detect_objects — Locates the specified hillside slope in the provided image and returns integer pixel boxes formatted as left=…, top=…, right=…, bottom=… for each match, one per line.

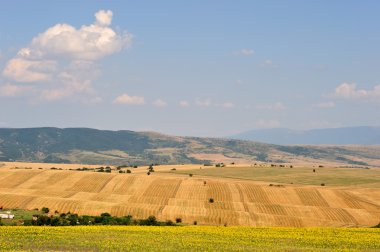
left=0, top=127, right=379, bottom=166
left=0, top=168, right=379, bottom=227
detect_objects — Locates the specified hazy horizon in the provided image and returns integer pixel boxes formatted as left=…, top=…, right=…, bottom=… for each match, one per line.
left=1, top=1, right=380, bottom=137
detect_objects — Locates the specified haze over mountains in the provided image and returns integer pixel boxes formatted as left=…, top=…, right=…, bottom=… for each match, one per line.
left=231, top=126, right=380, bottom=145
left=0, top=127, right=379, bottom=167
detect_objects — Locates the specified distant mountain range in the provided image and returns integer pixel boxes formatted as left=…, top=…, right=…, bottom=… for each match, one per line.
left=231, top=126, right=380, bottom=145
left=0, top=127, right=379, bottom=166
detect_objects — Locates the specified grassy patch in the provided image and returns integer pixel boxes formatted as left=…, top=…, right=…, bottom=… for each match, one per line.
left=0, top=209, right=42, bottom=225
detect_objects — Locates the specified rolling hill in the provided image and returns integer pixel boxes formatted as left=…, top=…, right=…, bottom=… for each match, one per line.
left=231, top=126, right=380, bottom=145
left=0, top=165, right=379, bottom=227
left=0, top=127, right=379, bottom=166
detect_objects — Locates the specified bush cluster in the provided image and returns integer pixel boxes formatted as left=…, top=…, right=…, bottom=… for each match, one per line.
left=24, top=212, right=177, bottom=227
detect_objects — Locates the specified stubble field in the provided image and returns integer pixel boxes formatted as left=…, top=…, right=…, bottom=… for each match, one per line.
left=0, top=162, right=379, bottom=227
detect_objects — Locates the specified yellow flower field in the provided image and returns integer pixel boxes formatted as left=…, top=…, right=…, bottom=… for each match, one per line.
left=0, top=226, right=379, bottom=251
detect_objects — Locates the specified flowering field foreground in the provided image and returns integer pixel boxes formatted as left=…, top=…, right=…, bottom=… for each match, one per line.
left=0, top=226, right=379, bottom=251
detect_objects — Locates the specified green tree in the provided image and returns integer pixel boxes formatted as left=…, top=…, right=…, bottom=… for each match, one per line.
left=41, top=207, right=50, bottom=213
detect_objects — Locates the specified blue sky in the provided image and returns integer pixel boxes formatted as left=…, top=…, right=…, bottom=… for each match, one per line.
left=0, top=1, right=379, bottom=137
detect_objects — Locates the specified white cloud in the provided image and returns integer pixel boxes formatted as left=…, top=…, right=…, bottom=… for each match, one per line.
left=3, top=58, right=56, bottom=82
left=195, top=98, right=211, bottom=107
left=235, top=48, right=254, bottom=56
left=255, top=119, right=280, bottom=129
left=255, top=102, right=286, bottom=110
left=0, top=84, right=33, bottom=97
left=331, top=83, right=380, bottom=100
left=179, top=100, right=189, bottom=107
left=152, top=99, right=167, bottom=108
left=113, top=93, right=145, bottom=105
left=1, top=10, right=132, bottom=103
left=95, top=10, right=113, bottom=26
left=312, top=101, right=335, bottom=109
left=222, top=102, right=235, bottom=108
left=19, top=10, right=132, bottom=61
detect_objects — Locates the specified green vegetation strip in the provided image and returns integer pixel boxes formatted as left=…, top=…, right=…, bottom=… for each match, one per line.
left=0, top=226, right=379, bottom=251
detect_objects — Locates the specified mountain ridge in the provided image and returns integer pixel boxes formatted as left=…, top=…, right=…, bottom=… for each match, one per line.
left=0, top=127, right=379, bottom=166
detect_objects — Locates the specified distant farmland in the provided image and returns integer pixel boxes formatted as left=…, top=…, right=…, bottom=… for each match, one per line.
left=0, top=162, right=379, bottom=227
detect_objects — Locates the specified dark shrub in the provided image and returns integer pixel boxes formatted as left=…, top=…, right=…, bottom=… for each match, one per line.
left=41, top=207, right=49, bottom=213
left=139, top=216, right=158, bottom=226
left=165, top=220, right=175, bottom=226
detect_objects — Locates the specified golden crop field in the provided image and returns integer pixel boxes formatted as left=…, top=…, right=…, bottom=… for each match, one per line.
left=0, top=162, right=379, bottom=227
left=0, top=226, right=379, bottom=251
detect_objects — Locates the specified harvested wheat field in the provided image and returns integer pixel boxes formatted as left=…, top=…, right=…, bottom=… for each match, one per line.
left=0, top=164, right=379, bottom=227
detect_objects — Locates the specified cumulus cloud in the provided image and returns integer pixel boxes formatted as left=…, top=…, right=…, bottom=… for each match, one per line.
left=152, top=99, right=167, bottom=108
left=312, top=101, right=335, bottom=109
left=95, top=10, right=113, bottom=26
left=0, top=10, right=132, bottom=103
left=255, top=102, right=286, bottom=110
left=16, top=10, right=132, bottom=61
left=331, top=83, right=380, bottom=100
left=235, top=48, right=254, bottom=56
left=3, top=58, right=56, bottom=82
left=179, top=100, right=189, bottom=107
left=113, top=93, right=145, bottom=105
left=255, top=119, right=280, bottom=129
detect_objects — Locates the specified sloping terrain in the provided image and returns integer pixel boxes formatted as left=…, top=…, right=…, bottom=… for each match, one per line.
left=0, top=127, right=379, bottom=166
left=0, top=166, right=379, bottom=227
